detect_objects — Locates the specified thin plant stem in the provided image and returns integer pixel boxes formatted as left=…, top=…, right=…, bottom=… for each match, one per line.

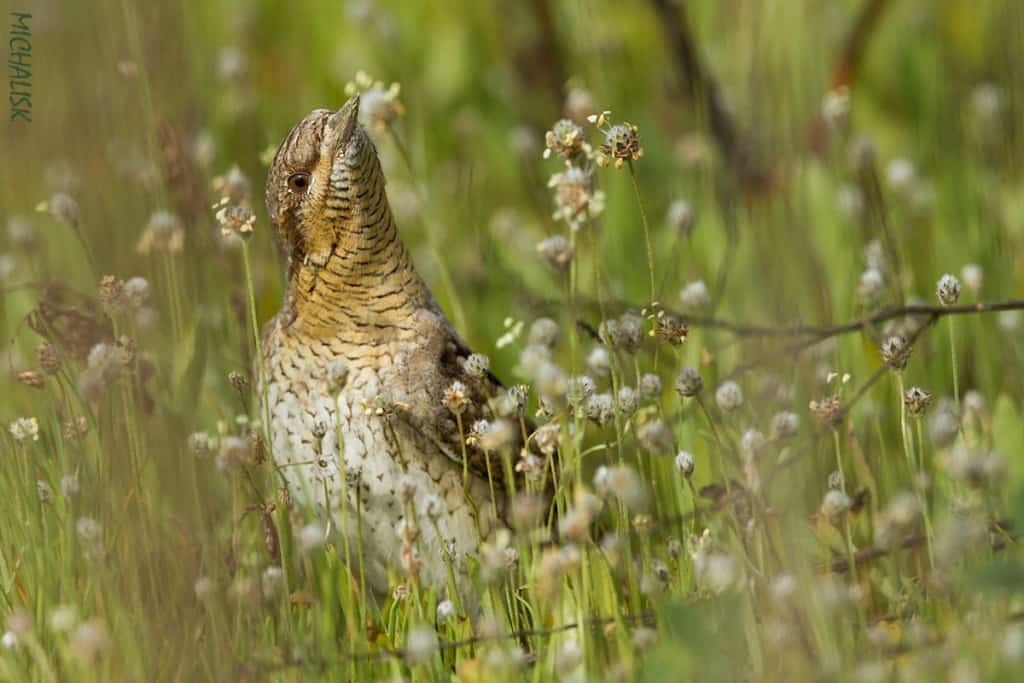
left=627, top=160, right=657, bottom=304
left=947, top=316, right=960, bottom=418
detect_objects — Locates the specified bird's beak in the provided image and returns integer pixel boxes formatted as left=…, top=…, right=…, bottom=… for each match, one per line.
left=325, top=95, right=361, bottom=157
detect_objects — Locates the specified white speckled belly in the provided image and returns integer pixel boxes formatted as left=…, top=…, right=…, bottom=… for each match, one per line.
left=264, top=331, right=500, bottom=599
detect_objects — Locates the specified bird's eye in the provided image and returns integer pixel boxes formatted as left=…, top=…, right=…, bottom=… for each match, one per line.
left=287, top=173, right=311, bottom=193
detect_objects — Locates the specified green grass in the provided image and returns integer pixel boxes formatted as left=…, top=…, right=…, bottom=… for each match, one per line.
left=3, top=0, right=1024, bottom=680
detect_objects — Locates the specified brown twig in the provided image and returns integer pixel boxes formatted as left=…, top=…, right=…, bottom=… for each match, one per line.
left=832, top=0, right=895, bottom=90
left=664, top=299, right=1024, bottom=340
left=648, top=0, right=771, bottom=193
left=829, top=521, right=1016, bottom=574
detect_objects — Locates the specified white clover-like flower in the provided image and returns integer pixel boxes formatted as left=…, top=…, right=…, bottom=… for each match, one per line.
left=675, top=450, right=695, bottom=477
left=715, top=381, right=744, bottom=412
left=936, top=273, right=961, bottom=306
left=9, top=417, right=39, bottom=442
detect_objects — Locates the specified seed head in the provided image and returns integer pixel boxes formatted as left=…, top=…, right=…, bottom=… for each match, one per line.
left=217, top=435, right=250, bottom=470
left=655, top=314, right=688, bottom=346
left=436, top=599, right=455, bottom=625
left=98, top=275, right=127, bottom=315
left=679, top=280, right=711, bottom=310
left=359, top=83, right=405, bottom=132
left=961, top=263, right=983, bottom=294
left=585, top=392, right=615, bottom=426
left=137, top=210, right=185, bottom=254
left=881, top=335, right=911, bottom=371
left=809, top=396, right=842, bottom=425
left=821, top=489, right=851, bottom=521
left=442, top=381, right=470, bottom=415
left=549, top=165, right=604, bottom=229
left=326, top=359, right=349, bottom=393
left=298, top=523, right=325, bottom=554
left=527, top=317, right=560, bottom=348
left=586, top=345, right=610, bottom=376
left=566, top=375, right=595, bottom=407
left=227, top=371, right=249, bottom=395
left=189, top=431, right=216, bottom=458
left=858, top=268, right=885, bottom=305
left=600, top=313, right=644, bottom=353
left=123, top=277, right=150, bottom=309
left=770, top=411, right=799, bottom=438
left=212, top=165, right=252, bottom=205
left=36, top=192, right=80, bottom=227
left=675, top=366, right=704, bottom=397
left=639, top=373, right=662, bottom=400
left=401, top=626, right=438, bottom=663
left=903, top=387, right=933, bottom=417
left=885, top=158, right=916, bottom=193
left=715, top=381, right=744, bottom=412
left=9, top=417, right=40, bottom=442
left=637, top=419, right=673, bottom=454
left=675, top=450, right=695, bottom=477
left=603, top=464, right=649, bottom=512
left=532, top=423, right=561, bottom=456
left=935, top=273, right=961, bottom=306
left=536, top=234, right=574, bottom=271
left=617, top=386, right=638, bottom=417
left=463, top=353, right=490, bottom=379
left=543, top=118, right=585, bottom=160
left=741, top=429, right=766, bottom=459
left=564, top=87, right=595, bottom=122
left=665, top=198, right=696, bottom=235
left=928, top=400, right=959, bottom=448
left=60, top=474, right=80, bottom=499
left=597, top=123, right=643, bottom=169
left=69, top=619, right=112, bottom=662
left=215, top=204, right=255, bottom=239
left=76, top=516, right=103, bottom=545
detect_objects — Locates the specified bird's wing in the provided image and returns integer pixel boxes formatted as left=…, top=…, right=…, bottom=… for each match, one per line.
left=387, top=307, right=526, bottom=493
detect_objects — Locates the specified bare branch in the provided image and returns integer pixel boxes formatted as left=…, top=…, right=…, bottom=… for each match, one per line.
left=648, top=0, right=772, bottom=193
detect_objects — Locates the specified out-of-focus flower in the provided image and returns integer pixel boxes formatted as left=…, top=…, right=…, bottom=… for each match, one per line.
left=549, top=165, right=605, bottom=230
left=961, top=263, right=983, bottom=294
left=543, top=118, right=585, bottom=160
left=665, top=198, right=696, bottom=236
left=679, top=280, right=711, bottom=311
left=36, top=193, right=80, bottom=227
left=345, top=71, right=405, bottom=133
left=536, top=234, right=574, bottom=272
left=715, top=381, right=743, bottom=412
left=9, top=417, right=39, bottom=442
left=137, top=210, right=185, bottom=254
left=214, top=202, right=255, bottom=239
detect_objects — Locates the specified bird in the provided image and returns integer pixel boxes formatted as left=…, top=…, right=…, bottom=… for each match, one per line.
left=261, top=95, right=529, bottom=605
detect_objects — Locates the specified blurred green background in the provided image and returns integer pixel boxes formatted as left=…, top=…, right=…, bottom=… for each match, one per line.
left=3, top=0, right=1024, bottom=681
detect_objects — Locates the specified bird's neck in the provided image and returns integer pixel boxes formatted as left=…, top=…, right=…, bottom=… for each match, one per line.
left=281, top=195, right=431, bottom=341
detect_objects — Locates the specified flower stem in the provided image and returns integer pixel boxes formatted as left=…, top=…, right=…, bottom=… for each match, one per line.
left=627, top=160, right=656, bottom=304
left=947, top=316, right=960, bottom=418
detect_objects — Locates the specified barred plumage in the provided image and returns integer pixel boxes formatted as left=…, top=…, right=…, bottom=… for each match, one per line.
left=262, top=96, right=517, bottom=603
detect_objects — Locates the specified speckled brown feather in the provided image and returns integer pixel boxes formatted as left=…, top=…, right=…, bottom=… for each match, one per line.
left=260, top=97, right=523, bottom=600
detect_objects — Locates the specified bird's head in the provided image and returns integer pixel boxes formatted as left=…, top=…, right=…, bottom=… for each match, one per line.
left=265, top=95, right=382, bottom=268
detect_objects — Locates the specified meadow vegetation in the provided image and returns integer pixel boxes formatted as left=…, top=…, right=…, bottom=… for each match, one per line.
left=2, top=1, right=1024, bottom=681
